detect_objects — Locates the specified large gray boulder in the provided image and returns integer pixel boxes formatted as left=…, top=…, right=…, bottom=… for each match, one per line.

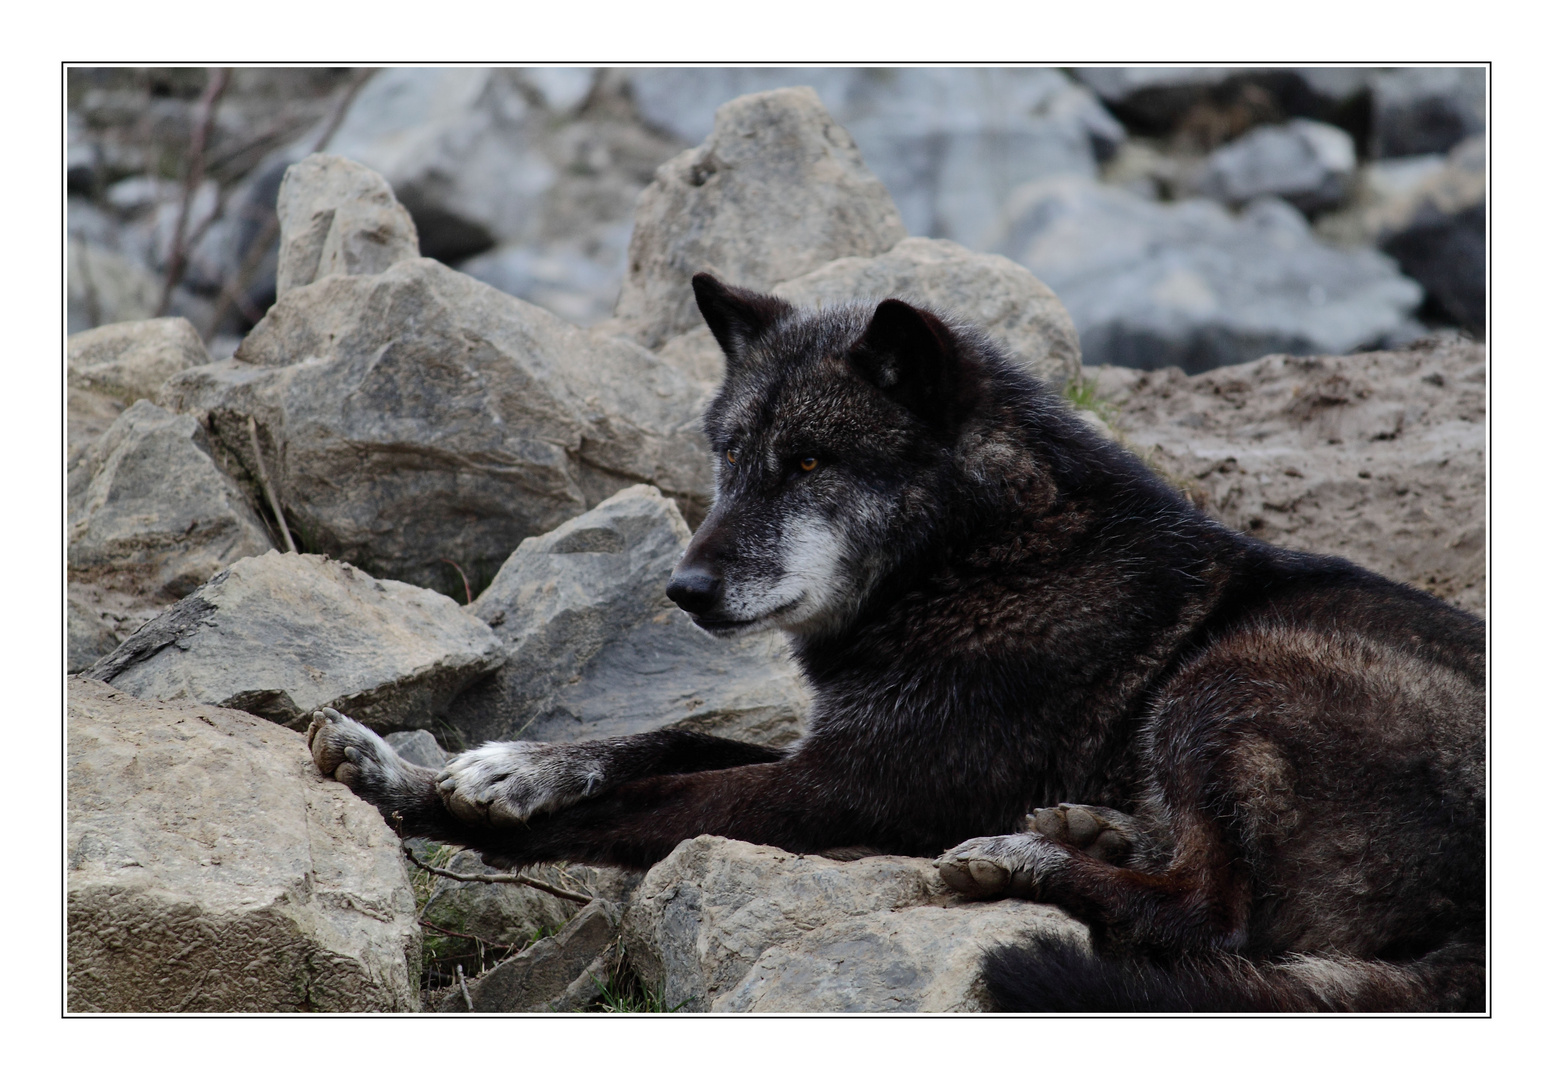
left=446, top=485, right=808, bottom=747
left=621, top=836, right=1091, bottom=1012
left=772, top=237, right=1082, bottom=389
left=1091, top=334, right=1485, bottom=616
left=610, top=87, right=907, bottom=350
left=87, top=550, right=503, bottom=732
left=1188, top=119, right=1356, bottom=215
left=995, top=175, right=1424, bottom=373
left=625, top=68, right=1121, bottom=249
left=68, top=400, right=274, bottom=602
left=159, top=257, right=711, bottom=593
left=1369, top=67, right=1485, bottom=158
left=67, top=678, right=421, bottom=1011
left=274, top=153, right=420, bottom=297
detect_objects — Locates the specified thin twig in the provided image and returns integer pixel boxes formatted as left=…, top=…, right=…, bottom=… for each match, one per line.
left=203, top=67, right=376, bottom=338
left=456, top=964, right=474, bottom=1011
left=157, top=67, right=230, bottom=316
left=419, top=920, right=512, bottom=954
left=247, top=415, right=297, bottom=553
left=440, top=558, right=473, bottom=605
left=401, top=842, right=596, bottom=905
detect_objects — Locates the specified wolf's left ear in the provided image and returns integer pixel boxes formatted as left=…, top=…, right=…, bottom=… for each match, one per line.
left=848, top=299, right=960, bottom=428
left=693, top=273, right=794, bottom=372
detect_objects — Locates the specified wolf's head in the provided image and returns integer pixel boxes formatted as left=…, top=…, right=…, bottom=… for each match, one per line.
left=666, top=273, right=1041, bottom=642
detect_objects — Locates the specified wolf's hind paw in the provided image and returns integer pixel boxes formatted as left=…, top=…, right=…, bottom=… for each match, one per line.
left=934, top=833, right=1067, bottom=900
left=1024, top=803, right=1141, bottom=865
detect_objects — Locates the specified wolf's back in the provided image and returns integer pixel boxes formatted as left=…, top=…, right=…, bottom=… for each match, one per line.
left=983, top=937, right=1485, bottom=1013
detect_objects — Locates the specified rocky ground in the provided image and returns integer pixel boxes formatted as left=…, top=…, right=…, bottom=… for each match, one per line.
left=66, top=72, right=1485, bottom=1012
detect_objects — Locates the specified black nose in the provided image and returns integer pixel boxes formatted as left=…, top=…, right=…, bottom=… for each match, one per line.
left=667, top=569, right=722, bottom=615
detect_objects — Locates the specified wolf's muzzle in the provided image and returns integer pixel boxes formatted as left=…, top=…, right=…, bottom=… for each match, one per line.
left=666, top=568, right=723, bottom=616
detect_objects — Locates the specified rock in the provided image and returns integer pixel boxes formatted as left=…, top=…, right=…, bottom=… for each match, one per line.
left=159, top=257, right=711, bottom=592
left=68, top=597, right=120, bottom=674
left=67, top=239, right=160, bottom=333
left=67, top=400, right=274, bottom=602
left=442, top=900, right=620, bottom=1012
left=68, top=385, right=128, bottom=469
left=446, top=485, right=808, bottom=747
left=274, top=153, right=420, bottom=298
left=1369, top=67, right=1485, bottom=158
left=1312, top=139, right=1484, bottom=334
left=610, top=87, right=907, bottom=350
left=422, top=850, right=638, bottom=972
left=621, top=836, right=1091, bottom=1012
left=626, top=68, right=1121, bottom=249
left=772, top=237, right=1082, bottom=388
left=68, top=316, right=212, bottom=405
left=86, top=550, right=504, bottom=732
left=67, top=677, right=420, bottom=1011
left=1376, top=138, right=1485, bottom=335
left=995, top=175, right=1424, bottom=373
left=384, top=729, right=449, bottom=769
left=322, top=69, right=555, bottom=262
left=458, top=227, right=632, bottom=328
left=1091, top=334, right=1484, bottom=615
left=1188, top=119, right=1356, bottom=215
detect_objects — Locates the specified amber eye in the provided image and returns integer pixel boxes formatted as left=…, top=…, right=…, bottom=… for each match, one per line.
left=726, top=449, right=737, bottom=465
left=799, top=456, right=818, bottom=472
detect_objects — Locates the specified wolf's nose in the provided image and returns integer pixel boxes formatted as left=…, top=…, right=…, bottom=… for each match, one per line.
left=667, top=569, right=723, bottom=615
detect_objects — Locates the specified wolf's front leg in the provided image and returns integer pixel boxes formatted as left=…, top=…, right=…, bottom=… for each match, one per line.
left=434, top=729, right=785, bottom=828
left=307, top=708, right=485, bottom=846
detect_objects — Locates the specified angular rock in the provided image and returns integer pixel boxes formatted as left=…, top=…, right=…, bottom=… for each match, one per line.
left=446, top=485, right=808, bottom=747
left=772, top=237, right=1082, bottom=388
left=87, top=550, right=503, bottom=732
left=68, top=316, right=213, bottom=404
left=996, top=175, right=1424, bottom=373
left=68, top=596, right=120, bottom=674
left=67, top=239, right=161, bottom=333
left=67, top=678, right=421, bottom=1011
left=1090, top=334, right=1484, bottom=615
left=421, top=849, right=638, bottom=966
left=441, top=901, right=619, bottom=1012
left=621, top=836, right=1091, bottom=1012
left=159, top=257, right=711, bottom=592
left=385, top=729, right=449, bottom=769
left=68, top=400, right=274, bottom=601
left=1369, top=67, right=1485, bottom=158
left=322, top=68, right=555, bottom=262
left=626, top=68, right=1121, bottom=248
left=1188, top=119, right=1355, bottom=215
left=611, top=87, right=907, bottom=350
left=1376, top=138, right=1485, bottom=335
left=274, top=153, right=420, bottom=298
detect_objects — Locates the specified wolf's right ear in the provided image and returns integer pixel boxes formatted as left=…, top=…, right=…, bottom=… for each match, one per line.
left=693, top=273, right=793, bottom=371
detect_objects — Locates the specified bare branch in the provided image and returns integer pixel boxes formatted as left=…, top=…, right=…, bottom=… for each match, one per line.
left=247, top=415, right=297, bottom=553
left=157, top=67, right=230, bottom=317
left=402, top=842, right=596, bottom=905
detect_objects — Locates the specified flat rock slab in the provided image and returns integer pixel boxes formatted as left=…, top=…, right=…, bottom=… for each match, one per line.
left=1092, top=335, right=1484, bottom=615
left=441, top=900, right=620, bottom=1012
left=88, top=550, right=503, bottom=732
left=621, top=835, right=1091, bottom=1013
left=67, top=678, right=421, bottom=1011
left=447, top=485, right=809, bottom=747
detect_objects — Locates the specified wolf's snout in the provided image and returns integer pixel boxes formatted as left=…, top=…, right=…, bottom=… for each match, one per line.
left=667, top=568, right=723, bottom=615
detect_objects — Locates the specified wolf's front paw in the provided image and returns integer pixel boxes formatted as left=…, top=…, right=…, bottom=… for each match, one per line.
left=435, top=742, right=606, bottom=827
left=306, top=707, right=410, bottom=794
left=1024, top=803, right=1142, bottom=865
left=934, top=833, right=1069, bottom=900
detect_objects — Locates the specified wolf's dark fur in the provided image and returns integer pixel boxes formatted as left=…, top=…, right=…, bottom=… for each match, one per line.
left=309, top=275, right=1484, bottom=1011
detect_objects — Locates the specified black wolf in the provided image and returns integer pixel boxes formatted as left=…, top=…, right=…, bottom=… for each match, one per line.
left=308, top=274, right=1484, bottom=1011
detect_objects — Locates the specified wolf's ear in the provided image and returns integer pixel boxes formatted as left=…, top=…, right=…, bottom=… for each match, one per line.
left=848, top=299, right=960, bottom=428
left=693, top=273, right=793, bottom=370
